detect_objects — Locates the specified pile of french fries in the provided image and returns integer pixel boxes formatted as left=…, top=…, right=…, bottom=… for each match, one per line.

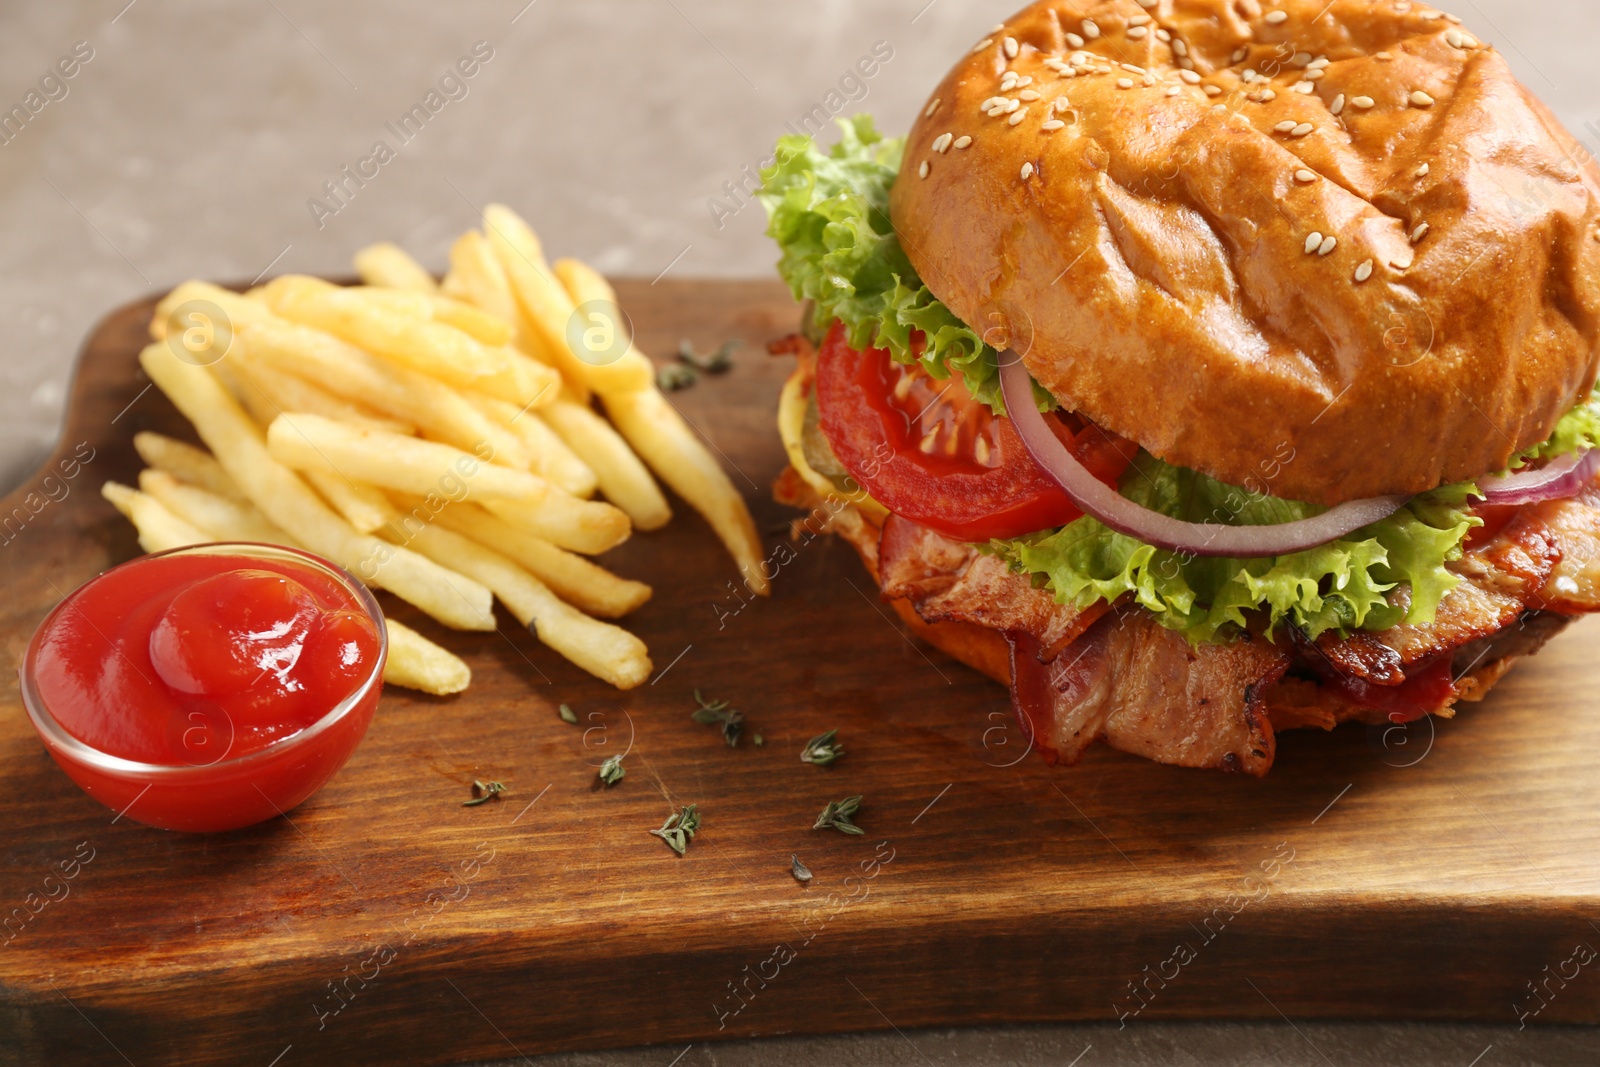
left=102, top=204, right=766, bottom=695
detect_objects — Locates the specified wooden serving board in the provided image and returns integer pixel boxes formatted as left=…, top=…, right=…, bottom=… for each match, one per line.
left=2, top=281, right=1599, bottom=1066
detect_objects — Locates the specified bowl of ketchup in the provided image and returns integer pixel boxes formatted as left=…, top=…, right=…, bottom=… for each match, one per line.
left=19, top=543, right=387, bottom=832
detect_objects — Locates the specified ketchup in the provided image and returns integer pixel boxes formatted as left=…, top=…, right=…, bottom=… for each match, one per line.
left=21, top=546, right=385, bottom=832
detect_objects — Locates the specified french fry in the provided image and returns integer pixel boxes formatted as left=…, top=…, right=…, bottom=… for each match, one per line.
left=301, top=469, right=392, bottom=535
left=483, top=203, right=654, bottom=397
left=265, top=413, right=631, bottom=555
left=342, top=280, right=513, bottom=348
left=465, top=393, right=598, bottom=498
left=604, top=387, right=769, bottom=595
left=400, top=496, right=652, bottom=618
left=150, top=280, right=279, bottom=346
left=553, top=257, right=663, bottom=393
left=442, top=230, right=518, bottom=327
left=133, top=432, right=246, bottom=501
left=382, top=518, right=651, bottom=689
left=139, top=343, right=496, bottom=632
left=101, top=482, right=210, bottom=554
left=353, top=242, right=437, bottom=293
left=383, top=618, right=472, bottom=695
left=419, top=294, right=512, bottom=348
left=236, top=320, right=534, bottom=470
left=261, top=276, right=558, bottom=408
left=231, top=358, right=416, bottom=436
left=138, top=469, right=296, bottom=544
left=540, top=398, right=671, bottom=530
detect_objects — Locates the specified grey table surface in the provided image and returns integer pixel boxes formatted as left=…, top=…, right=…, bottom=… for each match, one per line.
left=3, top=1, right=1599, bottom=1064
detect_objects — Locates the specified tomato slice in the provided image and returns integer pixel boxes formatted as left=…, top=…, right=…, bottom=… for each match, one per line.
left=814, top=321, right=1132, bottom=542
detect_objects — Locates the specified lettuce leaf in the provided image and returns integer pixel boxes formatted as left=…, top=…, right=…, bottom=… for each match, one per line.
left=757, top=115, right=1010, bottom=411
left=988, top=456, right=1480, bottom=644
left=1528, top=384, right=1600, bottom=460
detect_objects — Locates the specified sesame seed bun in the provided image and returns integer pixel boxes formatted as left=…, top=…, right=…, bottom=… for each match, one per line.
left=890, top=0, right=1600, bottom=505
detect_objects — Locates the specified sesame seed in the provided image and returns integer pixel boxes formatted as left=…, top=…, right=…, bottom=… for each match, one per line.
left=1128, top=25, right=1149, bottom=39
left=1017, top=75, right=1033, bottom=87
left=1066, top=32, right=1085, bottom=48
left=1138, top=0, right=1158, bottom=7
left=1204, top=84, right=1223, bottom=97
left=1083, top=19, right=1100, bottom=39
left=1054, top=96, right=1071, bottom=112
left=1275, top=120, right=1299, bottom=133
left=1005, top=99, right=1021, bottom=113
left=1021, top=162, right=1035, bottom=180
left=1308, top=57, right=1330, bottom=70
left=1318, top=235, right=1338, bottom=256
left=1376, top=51, right=1393, bottom=61
left=1265, top=10, right=1289, bottom=24
left=1445, top=13, right=1462, bottom=23
left=1129, top=13, right=1152, bottom=26
left=1232, top=47, right=1248, bottom=63
left=1002, top=72, right=1019, bottom=89
left=1258, top=89, right=1277, bottom=102
left=1411, top=222, right=1430, bottom=243
left=1181, top=69, right=1201, bottom=84
left=980, top=96, right=1008, bottom=110
left=933, top=132, right=954, bottom=152
left=1291, top=52, right=1313, bottom=68
left=1295, top=169, right=1317, bottom=183
left=1179, top=56, right=1196, bottom=70
left=1020, top=89, right=1041, bottom=101
left=1009, top=108, right=1030, bottom=125
left=1042, top=119, right=1066, bottom=130
left=1242, top=69, right=1258, bottom=83
left=1156, top=28, right=1171, bottom=42
left=954, top=135, right=973, bottom=148
left=1416, top=163, right=1430, bottom=177
left=972, top=38, right=994, bottom=54
left=1305, top=69, right=1326, bottom=80
left=919, top=160, right=930, bottom=179
left=1352, top=96, right=1376, bottom=109
left=925, top=98, right=942, bottom=118
left=1174, top=40, right=1190, bottom=57
left=1305, top=232, right=1325, bottom=254
left=1004, top=36, right=1020, bottom=59
left=1122, top=63, right=1146, bottom=73
left=1292, top=122, right=1315, bottom=137
left=1423, top=9, right=1443, bottom=18
left=1410, top=90, right=1435, bottom=107
left=1355, top=259, right=1374, bottom=282
left=1166, top=86, right=1181, bottom=96
left=1332, top=93, right=1347, bottom=115
left=1117, top=77, right=1134, bottom=89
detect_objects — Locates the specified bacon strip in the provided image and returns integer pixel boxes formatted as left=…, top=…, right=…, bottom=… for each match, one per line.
left=872, top=482, right=1600, bottom=774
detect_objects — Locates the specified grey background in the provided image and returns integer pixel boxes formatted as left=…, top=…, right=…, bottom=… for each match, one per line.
left=2, top=1, right=1598, bottom=1064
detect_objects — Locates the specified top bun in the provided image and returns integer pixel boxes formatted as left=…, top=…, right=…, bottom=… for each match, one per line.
left=891, top=0, right=1600, bottom=505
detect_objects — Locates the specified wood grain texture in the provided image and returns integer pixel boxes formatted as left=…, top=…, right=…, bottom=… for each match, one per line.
left=0, top=281, right=1597, bottom=1067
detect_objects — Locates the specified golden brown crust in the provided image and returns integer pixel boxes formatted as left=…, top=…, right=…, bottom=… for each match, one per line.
left=891, top=0, right=1600, bottom=504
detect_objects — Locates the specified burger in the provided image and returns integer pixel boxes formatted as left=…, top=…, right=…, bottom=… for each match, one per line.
left=758, top=0, right=1600, bottom=775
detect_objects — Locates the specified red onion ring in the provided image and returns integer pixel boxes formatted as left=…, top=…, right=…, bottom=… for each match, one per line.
left=1474, top=449, right=1600, bottom=505
left=998, top=353, right=1409, bottom=558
